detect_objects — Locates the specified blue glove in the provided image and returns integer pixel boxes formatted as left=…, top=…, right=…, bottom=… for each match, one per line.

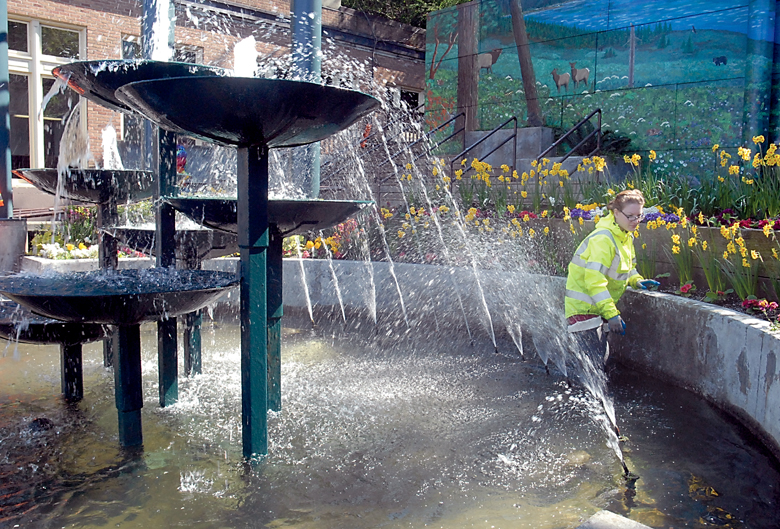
left=638, top=279, right=660, bottom=290
left=608, top=315, right=626, bottom=335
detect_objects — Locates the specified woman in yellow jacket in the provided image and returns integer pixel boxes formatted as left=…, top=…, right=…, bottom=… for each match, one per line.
left=564, top=189, right=658, bottom=364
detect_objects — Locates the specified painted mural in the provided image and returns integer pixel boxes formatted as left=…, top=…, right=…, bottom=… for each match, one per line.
left=425, top=0, right=775, bottom=178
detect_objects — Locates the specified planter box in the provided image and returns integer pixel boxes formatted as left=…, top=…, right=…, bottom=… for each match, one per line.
left=20, top=255, right=155, bottom=273
left=524, top=218, right=780, bottom=298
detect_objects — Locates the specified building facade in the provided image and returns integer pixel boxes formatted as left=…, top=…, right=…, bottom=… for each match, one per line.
left=8, top=0, right=425, bottom=171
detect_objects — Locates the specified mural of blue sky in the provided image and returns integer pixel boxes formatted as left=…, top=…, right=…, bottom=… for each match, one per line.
left=525, top=0, right=752, bottom=36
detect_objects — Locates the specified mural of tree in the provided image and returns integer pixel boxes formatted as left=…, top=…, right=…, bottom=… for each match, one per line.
left=429, top=20, right=457, bottom=79
left=509, top=0, right=543, bottom=126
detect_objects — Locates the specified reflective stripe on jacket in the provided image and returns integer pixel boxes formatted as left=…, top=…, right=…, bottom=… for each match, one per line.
left=564, top=212, right=643, bottom=320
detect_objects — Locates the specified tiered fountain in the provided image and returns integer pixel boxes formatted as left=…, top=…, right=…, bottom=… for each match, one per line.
left=0, top=59, right=378, bottom=457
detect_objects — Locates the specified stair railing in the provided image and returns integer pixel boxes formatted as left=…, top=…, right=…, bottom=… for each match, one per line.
left=448, top=116, right=518, bottom=186
left=536, top=108, right=601, bottom=163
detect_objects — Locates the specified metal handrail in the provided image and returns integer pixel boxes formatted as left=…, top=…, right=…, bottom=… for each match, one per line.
left=319, top=102, right=426, bottom=181
left=449, top=116, right=518, bottom=183
left=537, top=108, right=602, bottom=163
left=377, top=112, right=465, bottom=183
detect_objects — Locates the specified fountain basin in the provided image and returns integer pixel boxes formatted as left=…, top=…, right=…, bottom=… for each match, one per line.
left=13, top=168, right=154, bottom=205
left=106, top=226, right=238, bottom=261
left=0, top=269, right=237, bottom=325
left=0, top=300, right=107, bottom=345
left=167, top=197, right=372, bottom=236
left=53, top=60, right=228, bottom=114
left=116, top=77, right=380, bottom=147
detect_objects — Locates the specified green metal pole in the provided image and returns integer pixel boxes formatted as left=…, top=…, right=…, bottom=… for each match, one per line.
left=156, top=129, right=178, bottom=407
left=97, top=200, right=119, bottom=368
left=184, top=310, right=202, bottom=375
left=238, top=145, right=269, bottom=458
left=291, top=0, right=322, bottom=198
left=115, top=324, right=144, bottom=447
left=60, top=343, right=83, bottom=402
left=743, top=0, right=775, bottom=143
left=267, top=225, right=283, bottom=412
left=0, top=0, right=11, bottom=219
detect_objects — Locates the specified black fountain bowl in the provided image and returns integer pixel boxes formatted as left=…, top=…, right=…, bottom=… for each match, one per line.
left=53, top=59, right=229, bottom=114
left=0, top=269, right=239, bottom=325
left=116, top=77, right=380, bottom=148
left=0, top=300, right=107, bottom=345
left=106, top=226, right=238, bottom=262
left=13, top=168, right=155, bottom=205
left=166, top=197, right=373, bottom=236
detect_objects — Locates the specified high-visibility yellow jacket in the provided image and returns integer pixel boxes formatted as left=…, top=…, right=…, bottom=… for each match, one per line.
left=565, top=212, right=643, bottom=320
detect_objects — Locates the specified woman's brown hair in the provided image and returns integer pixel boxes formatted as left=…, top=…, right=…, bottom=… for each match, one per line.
left=606, top=189, right=645, bottom=213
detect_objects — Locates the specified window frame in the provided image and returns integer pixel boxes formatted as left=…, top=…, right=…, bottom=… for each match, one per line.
left=9, top=18, right=86, bottom=169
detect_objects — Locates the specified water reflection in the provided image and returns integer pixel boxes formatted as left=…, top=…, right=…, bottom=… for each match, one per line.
left=0, top=323, right=778, bottom=528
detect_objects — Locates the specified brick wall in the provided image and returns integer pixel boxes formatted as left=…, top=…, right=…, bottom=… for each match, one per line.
left=9, top=0, right=423, bottom=167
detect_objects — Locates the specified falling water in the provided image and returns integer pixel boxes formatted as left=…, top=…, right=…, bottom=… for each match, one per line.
left=358, top=235, right=377, bottom=325
left=101, top=124, right=125, bottom=170
left=294, top=244, right=315, bottom=324
left=319, top=230, right=347, bottom=323
left=232, top=36, right=258, bottom=77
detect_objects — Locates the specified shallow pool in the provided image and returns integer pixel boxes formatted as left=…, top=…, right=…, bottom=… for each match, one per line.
left=0, top=322, right=778, bottom=528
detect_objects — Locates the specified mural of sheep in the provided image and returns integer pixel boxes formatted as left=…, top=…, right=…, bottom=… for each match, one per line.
left=569, top=62, right=590, bottom=90
left=551, top=68, right=570, bottom=92
left=478, top=48, right=502, bottom=74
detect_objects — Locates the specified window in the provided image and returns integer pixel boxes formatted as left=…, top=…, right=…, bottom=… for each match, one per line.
left=9, top=21, right=28, bottom=53
left=174, top=45, right=203, bottom=64
left=8, top=19, right=84, bottom=169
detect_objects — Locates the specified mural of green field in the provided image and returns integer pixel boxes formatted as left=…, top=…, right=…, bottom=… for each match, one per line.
left=425, top=0, right=775, bottom=178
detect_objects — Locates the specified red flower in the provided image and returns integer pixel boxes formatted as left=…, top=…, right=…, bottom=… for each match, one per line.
left=680, top=283, right=692, bottom=294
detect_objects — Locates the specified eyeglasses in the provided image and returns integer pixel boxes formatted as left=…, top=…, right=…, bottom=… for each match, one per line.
left=618, top=210, right=644, bottom=222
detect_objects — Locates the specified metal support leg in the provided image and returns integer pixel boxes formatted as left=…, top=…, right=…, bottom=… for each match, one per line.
left=238, top=145, right=269, bottom=458
left=156, top=128, right=178, bottom=407
left=158, top=318, right=178, bottom=406
left=115, top=324, right=144, bottom=447
left=267, top=225, right=283, bottom=412
left=98, top=200, right=119, bottom=368
left=60, top=343, right=83, bottom=402
left=184, top=310, right=202, bottom=376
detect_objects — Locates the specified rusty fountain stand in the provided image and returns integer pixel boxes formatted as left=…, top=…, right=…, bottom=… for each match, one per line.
left=116, top=74, right=379, bottom=457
